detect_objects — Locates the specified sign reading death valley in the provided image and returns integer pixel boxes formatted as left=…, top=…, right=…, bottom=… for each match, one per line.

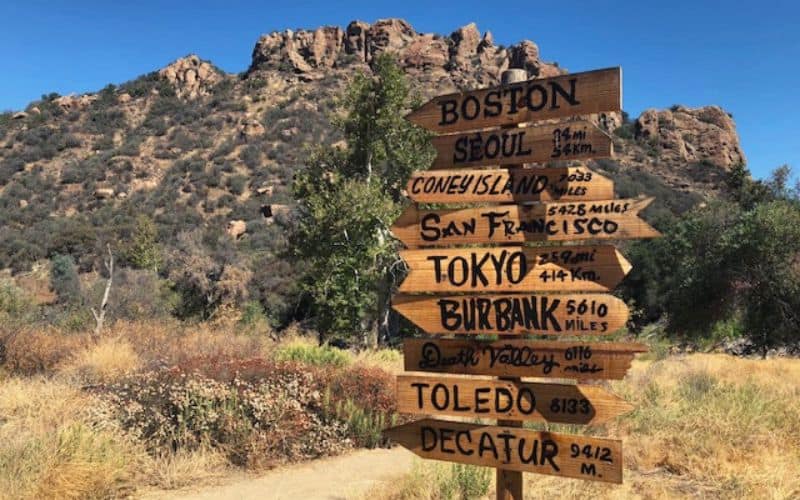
left=399, top=245, right=631, bottom=293
left=429, top=121, right=612, bottom=169
left=397, top=375, right=633, bottom=425
left=392, top=293, right=629, bottom=335
left=384, top=419, right=623, bottom=483
left=403, top=339, right=647, bottom=380
left=406, top=166, right=613, bottom=204
left=406, top=67, right=621, bottom=134
left=391, top=198, right=660, bottom=247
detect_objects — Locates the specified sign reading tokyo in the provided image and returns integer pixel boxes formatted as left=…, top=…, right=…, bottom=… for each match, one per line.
left=392, top=293, right=629, bottom=335
left=399, top=245, right=632, bottom=293
left=406, top=167, right=614, bottom=204
left=406, top=67, right=621, bottom=134
left=396, top=375, right=633, bottom=425
left=391, top=198, right=660, bottom=247
left=403, top=339, right=647, bottom=380
left=429, top=121, right=612, bottom=169
left=384, top=419, right=623, bottom=483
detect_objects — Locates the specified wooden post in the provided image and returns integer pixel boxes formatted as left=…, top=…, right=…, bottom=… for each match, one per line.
left=496, top=67, right=528, bottom=500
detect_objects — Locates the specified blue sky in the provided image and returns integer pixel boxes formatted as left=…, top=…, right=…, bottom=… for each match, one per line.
left=1, top=1, right=798, bottom=179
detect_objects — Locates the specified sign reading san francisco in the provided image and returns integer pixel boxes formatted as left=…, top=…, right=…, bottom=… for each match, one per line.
left=406, top=166, right=613, bottom=204
left=406, top=67, right=621, bottom=134
left=392, top=293, right=629, bottom=335
left=397, top=375, right=633, bottom=425
left=384, top=419, right=623, bottom=483
left=399, top=245, right=631, bottom=293
left=391, top=198, right=660, bottom=247
left=403, top=339, right=647, bottom=380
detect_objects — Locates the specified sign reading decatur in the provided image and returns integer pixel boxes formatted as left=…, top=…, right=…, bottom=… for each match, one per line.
left=396, top=374, right=633, bottom=425
left=406, top=67, right=622, bottom=134
left=403, top=339, right=647, bottom=380
left=384, top=419, right=623, bottom=483
left=398, top=245, right=631, bottom=293
left=429, top=121, right=612, bottom=169
left=406, top=166, right=613, bottom=204
left=392, top=293, right=629, bottom=335
left=391, top=198, right=660, bottom=247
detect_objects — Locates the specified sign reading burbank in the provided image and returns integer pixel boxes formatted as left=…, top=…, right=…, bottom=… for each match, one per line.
left=384, top=419, right=623, bottom=483
left=398, top=245, right=632, bottom=293
left=403, top=339, right=647, bottom=380
left=429, top=121, right=612, bottom=169
left=392, top=293, right=629, bottom=335
left=406, top=67, right=621, bottom=134
left=391, top=198, right=660, bottom=247
left=396, top=374, right=633, bottom=425
left=406, top=166, right=613, bottom=204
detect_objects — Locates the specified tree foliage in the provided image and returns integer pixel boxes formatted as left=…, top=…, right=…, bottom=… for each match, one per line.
left=291, top=54, right=434, bottom=344
left=50, top=254, right=81, bottom=306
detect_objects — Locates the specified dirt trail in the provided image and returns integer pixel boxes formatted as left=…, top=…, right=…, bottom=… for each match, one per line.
left=143, top=447, right=415, bottom=500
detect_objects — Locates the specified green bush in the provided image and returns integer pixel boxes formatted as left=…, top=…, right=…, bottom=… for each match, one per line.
left=50, top=254, right=81, bottom=306
left=274, top=340, right=350, bottom=367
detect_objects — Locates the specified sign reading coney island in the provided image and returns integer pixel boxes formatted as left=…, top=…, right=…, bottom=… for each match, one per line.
left=406, top=67, right=622, bottom=134
left=398, top=245, right=631, bottom=293
left=429, top=121, right=612, bottom=169
left=406, top=166, right=613, bottom=204
left=384, top=419, right=623, bottom=483
left=392, top=293, right=629, bottom=335
left=391, top=198, right=660, bottom=247
left=396, top=374, right=633, bottom=425
left=403, top=339, right=647, bottom=380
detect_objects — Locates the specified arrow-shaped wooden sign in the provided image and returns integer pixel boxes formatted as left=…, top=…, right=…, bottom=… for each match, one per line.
left=406, top=67, right=622, bottom=135
left=403, top=339, right=647, bottom=380
left=392, top=293, right=629, bottom=336
left=429, top=121, right=612, bottom=169
left=406, top=166, right=614, bottom=204
left=391, top=198, right=660, bottom=247
left=399, top=245, right=631, bottom=293
left=397, top=374, right=633, bottom=425
left=384, top=418, right=623, bottom=483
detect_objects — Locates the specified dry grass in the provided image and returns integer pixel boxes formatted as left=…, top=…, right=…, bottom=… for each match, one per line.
left=59, top=336, right=141, bottom=384
left=370, top=354, right=800, bottom=500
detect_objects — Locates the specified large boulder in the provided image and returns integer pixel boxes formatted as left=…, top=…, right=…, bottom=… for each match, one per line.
left=158, top=55, right=222, bottom=98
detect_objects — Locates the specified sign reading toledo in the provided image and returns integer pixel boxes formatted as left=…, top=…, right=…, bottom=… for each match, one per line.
left=384, top=65, right=650, bottom=491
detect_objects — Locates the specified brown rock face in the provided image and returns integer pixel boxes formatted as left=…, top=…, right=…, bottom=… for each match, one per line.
left=158, top=55, right=222, bottom=98
left=635, top=105, right=745, bottom=169
left=226, top=220, right=247, bottom=239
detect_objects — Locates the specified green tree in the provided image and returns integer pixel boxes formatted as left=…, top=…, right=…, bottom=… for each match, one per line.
left=291, top=54, right=433, bottom=346
left=127, top=215, right=162, bottom=272
left=50, top=254, right=81, bottom=306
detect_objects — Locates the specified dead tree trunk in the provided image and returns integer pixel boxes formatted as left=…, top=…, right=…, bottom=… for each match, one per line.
left=90, top=244, right=114, bottom=342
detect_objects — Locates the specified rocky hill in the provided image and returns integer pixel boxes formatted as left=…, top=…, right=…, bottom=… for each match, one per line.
left=0, top=18, right=745, bottom=321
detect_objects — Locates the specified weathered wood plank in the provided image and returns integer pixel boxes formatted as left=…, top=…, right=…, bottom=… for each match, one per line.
left=392, top=293, right=629, bottom=336
left=390, top=198, right=660, bottom=247
left=406, top=67, right=622, bottom=134
left=429, top=121, right=612, bottom=169
left=384, top=418, right=623, bottom=483
left=406, top=166, right=613, bottom=204
left=398, top=245, right=631, bottom=293
left=403, top=339, right=647, bottom=380
left=397, top=374, right=633, bottom=425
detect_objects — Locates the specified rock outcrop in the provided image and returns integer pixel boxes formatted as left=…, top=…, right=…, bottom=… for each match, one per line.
left=635, top=105, right=745, bottom=170
left=158, top=55, right=223, bottom=98
left=248, top=19, right=561, bottom=84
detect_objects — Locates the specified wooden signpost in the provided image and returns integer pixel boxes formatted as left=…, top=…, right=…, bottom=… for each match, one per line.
left=391, top=198, right=660, bottom=247
left=398, top=245, right=632, bottom=293
left=406, top=166, right=614, bottom=204
left=403, top=339, right=647, bottom=380
left=429, top=120, right=613, bottom=169
left=384, top=66, right=654, bottom=496
left=385, top=419, right=623, bottom=483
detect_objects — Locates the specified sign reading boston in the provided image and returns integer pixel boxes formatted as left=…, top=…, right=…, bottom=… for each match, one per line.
left=406, top=67, right=621, bottom=134
left=406, top=167, right=613, bottom=204
left=392, top=293, right=629, bottom=335
left=384, top=419, right=623, bottom=483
